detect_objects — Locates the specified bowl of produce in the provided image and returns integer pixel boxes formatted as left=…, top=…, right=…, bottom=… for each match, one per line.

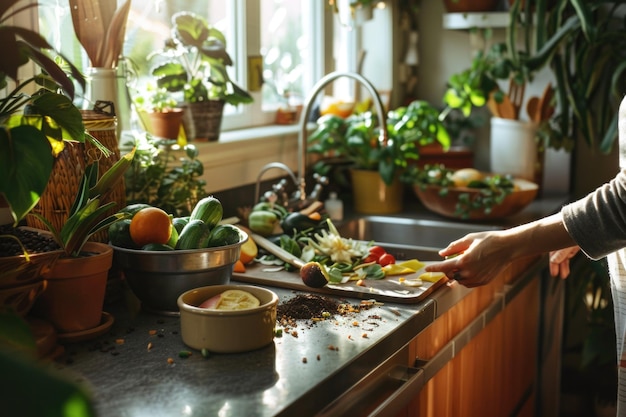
left=110, top=197, right=248, bottom=314
left=177, top=284, right=278, bottom=353
left=413, top=167, right=539, bottom=220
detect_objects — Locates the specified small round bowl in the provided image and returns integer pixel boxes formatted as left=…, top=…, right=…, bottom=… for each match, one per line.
left=414, top=178, right=539, bottom=220
left=178, top=284, right=278, bottom=354
left=112, top=231, right=247, bottom=314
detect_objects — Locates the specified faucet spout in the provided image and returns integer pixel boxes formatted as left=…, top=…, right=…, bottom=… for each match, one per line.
left=297, top=71, right=388, bottom=202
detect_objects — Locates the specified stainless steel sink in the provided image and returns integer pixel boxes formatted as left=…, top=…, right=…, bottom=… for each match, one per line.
left=337, top=215, right=501, bottom=252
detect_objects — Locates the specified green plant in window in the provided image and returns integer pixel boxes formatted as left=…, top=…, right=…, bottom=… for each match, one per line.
left=148, top=11, right=253, bottom=106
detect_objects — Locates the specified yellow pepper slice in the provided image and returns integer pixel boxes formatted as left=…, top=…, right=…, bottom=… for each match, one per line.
left=382, top=259, right=425, bottom=276
left=418, top=272, right=446, bottom=282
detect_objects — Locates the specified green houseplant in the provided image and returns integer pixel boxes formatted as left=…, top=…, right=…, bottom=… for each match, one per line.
left=308, top=100, right=451, bottom=185
left=308, top=100, right=450, bottom=213
left=30, top=149, right=135, bottom=334
left=0, top=0, right=99, bottom=227
left=132, top=83, right=185, bottom=140
left=123, top=132, right=207, bottom=217
left=148, top=11, right=253, bottom=141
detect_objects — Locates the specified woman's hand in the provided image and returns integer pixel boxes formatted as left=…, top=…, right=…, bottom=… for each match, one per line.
left=424, top=231, right=512, bottom=288
left=548, top=246, right=580, bottom=279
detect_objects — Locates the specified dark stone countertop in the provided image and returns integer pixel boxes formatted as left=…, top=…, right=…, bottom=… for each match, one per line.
left=48, top=193, right=570, bottom=417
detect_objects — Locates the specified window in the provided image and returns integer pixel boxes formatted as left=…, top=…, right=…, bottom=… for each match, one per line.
left=35, top=0, right=325, bottom=132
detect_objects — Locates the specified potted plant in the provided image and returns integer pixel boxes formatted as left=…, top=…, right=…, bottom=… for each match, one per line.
left=132, top=83, right=185, bottom=140
left=148, top=11, right=253, bottom=142
left=30, top=149, right=135, bottom=334
left=123, top=132, right=207, bottom=217
left=307, top=100, right=450, bottom=213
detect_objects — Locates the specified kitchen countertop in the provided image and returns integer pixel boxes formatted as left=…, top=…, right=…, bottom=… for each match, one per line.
left=48, top=193, right=569, bottom=417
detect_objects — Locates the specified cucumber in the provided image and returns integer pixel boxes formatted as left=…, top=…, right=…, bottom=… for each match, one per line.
left=176, top=219, right=211, bottom=250
left=142, top=243, right=175, bottom=251
left=189, top=196, right=223, bottom=229
left=108, top=218, right=138, bottom=249
left=119, top=203, right=152, bottom=218
left=172, top=217, right=190, bottom=234
left=206, top=224, right=243, bottom=248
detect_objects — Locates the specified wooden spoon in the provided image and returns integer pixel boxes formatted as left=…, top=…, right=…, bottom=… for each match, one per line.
left=70, top=0, right=106, bottom=66
left=538, top=84, right=555, bottom=122
left=100, top=0, right=132, bottom=68
left=526, top=96, right=540, bottom=123
left=497, top=95, right=517, bottom=120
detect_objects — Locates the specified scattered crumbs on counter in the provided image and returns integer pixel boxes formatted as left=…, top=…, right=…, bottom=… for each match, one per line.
left=148, top=329, right=158, bottom=336
left=302, top=357, right=307, bottom=363
left=178, top=350, right=192, bottom=359
left=167, top=357, right=175, bottom=365
left=171, top=330, right=179, bottom=335
left=147, top=342, right=153, bottom=351
left=317, top=354, right=321, bottom=361
left=351, top=321, right=359, bottom=327
left=389, top=308, right=401, bottom=316
left=201, top=348, right=210, bottom=359
left=328, top=345, right=339, bottom=351
left=115, top=339, right=125, bottom=345
left=362, top=333, right=368, bottom=339
left=110, top=350, right=120, bottom=356
left=157, top=333, right=164, bottom=338
left=275, top=328, right=283, bottom=337
left=347, top=335, right=352, bottom=340
left=290, top=330, right=298, bottom=338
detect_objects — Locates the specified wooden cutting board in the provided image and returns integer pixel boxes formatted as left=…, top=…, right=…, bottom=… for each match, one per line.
left=232, top=261, right=448, bottom=304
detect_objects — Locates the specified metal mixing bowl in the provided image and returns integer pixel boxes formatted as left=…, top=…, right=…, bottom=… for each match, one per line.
left=112, top=231, right=247, bottom=314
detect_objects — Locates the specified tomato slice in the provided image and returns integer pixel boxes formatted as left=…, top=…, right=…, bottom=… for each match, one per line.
left=368, top=245, right=386, bottom=258
left=378, top=253, right=396, bottom=267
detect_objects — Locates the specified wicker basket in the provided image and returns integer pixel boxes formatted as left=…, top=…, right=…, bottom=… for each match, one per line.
left=27, top=110, right=126, bottom=243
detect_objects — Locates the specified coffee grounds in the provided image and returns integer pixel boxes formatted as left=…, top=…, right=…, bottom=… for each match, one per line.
left=277, top=293, right=339, bottom=320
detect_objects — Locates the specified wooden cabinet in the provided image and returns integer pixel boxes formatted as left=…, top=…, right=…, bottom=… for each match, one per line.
left=398, top=256, right=546, bottom=417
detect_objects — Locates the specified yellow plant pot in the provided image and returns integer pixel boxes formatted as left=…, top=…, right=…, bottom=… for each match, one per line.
left=350, top=169, right=404, bottom=214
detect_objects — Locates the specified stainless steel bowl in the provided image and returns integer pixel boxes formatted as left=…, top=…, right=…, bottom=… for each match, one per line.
left=112, top=231, right=247, bottom=314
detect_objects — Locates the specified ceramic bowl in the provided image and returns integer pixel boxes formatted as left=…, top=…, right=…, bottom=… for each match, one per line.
left=112, top=231, right=247, bottom=314
left=414, top=178, right=539, bottom=220
left=177, top=284, right=278, bottom=353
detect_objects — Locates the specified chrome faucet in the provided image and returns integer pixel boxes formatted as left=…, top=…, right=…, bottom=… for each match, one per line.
left=254, top=71, right=388, bottom=209
left=296, top=71, right=388, bottom=202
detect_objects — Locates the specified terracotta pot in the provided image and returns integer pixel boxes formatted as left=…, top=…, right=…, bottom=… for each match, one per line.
left=148, top=108, right=184, bottom=140
left=350, top=169, right=404, bottom=214
left=32, top=242, right=113, bottom=333
left=443, top=0, right=500, bottom=13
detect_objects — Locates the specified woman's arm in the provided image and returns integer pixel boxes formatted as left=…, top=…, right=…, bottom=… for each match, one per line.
left=424, top=212, right=577, bottom=287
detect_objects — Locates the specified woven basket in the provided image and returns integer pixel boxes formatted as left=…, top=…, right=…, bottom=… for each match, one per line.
left=183, top=100, right=225, bottom=141
left=27, top=111, right=126, bottom=243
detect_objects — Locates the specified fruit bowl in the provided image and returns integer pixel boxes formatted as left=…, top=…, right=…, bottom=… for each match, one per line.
left=112, top=230, right=247, bottom=315
left=414, top=178, right=539, bottom=220
left=178, top=284, right=278, bottom=353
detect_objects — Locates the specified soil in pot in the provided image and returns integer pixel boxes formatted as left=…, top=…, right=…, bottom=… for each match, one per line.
left=31, top=242, right=113, bottom=334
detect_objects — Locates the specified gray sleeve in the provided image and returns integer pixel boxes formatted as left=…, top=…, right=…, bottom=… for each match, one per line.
left=562, top=170, right=626, bottom=260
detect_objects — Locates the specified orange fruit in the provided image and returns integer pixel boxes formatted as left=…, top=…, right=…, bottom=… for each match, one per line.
left=129, top=207, right=172, bottom=246
left=239, top=235, right=258, bottom=264
left=233, top=259, right=246, bottom=273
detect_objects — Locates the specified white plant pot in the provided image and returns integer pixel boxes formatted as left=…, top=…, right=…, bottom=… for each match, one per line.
left=490, top=117, right=539, bottom=181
